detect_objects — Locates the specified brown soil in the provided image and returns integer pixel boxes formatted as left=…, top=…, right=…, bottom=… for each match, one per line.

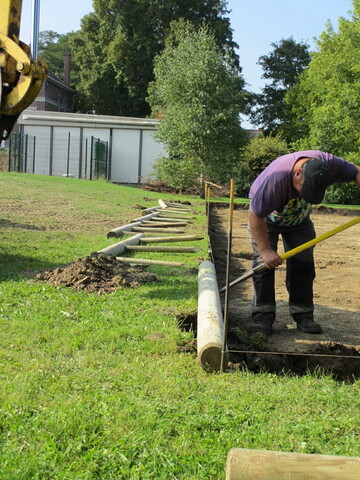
left=35, top=252, right=158, bottom=295
left=209, top=203, right=360, bottom=379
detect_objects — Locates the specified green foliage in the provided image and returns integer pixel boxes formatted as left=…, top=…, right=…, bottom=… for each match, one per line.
left=243, top=134, right=289, bottom=176
left=324, top=155, right=360, bottom=205
left=286, top=0, right=360, bottom=156
left=153, top=156, right=201, bottom=191
left=39, top=30, right=79, bottom=85
left=147, top=22, right=247, bottom=188
left=248, top=38, right=311, bottom=139
left=233, top=134, right=289, bottom=197
left=71, top=0, right=239, bottom=116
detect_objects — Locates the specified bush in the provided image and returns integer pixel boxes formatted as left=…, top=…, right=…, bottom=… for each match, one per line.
left=152, top=156, right=201, bottom=192
left=243, top=134, right=289, bottom=177
left=233, top=134, right=289, bottom=197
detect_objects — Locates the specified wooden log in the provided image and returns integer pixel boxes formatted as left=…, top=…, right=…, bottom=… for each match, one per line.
left=139, top=234, right=204, bottom=243
left=158, top=199, right=167, bottom=208
left=98, top=233, right=143, bottom=255
left=162, top=207, right=193, bottom=213
left=132, top=211, right=160, bottom=222
left=146, top=217, right=193, bottom=223
left=158, top=214, right=196, bottom=220
left=226, top=448, right=360, bottom=480
left=131, top=226, right=185, bottom=233
left=142, top=206, right=162, bottom=214
left=197, top=261, right=227, bottom=371
left=116, top=256, right=188, bottom=267
left=124, top=245, right=201, bottom=253
left=107, top=222, right=142, bottom=238
left=141, top=221, right=189, bottom=227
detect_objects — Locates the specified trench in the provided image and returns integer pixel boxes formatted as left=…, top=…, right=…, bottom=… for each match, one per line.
left=208, top=202, right=360, bottom=381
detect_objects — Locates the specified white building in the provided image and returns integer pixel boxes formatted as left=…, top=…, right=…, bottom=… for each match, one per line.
left=18, top=110, right=165, bottom=183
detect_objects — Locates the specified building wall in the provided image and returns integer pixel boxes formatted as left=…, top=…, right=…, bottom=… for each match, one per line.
left=18, top=110, right=165, bottom=183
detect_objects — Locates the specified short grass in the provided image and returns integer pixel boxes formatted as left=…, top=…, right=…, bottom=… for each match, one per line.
left=0, top=172, right=359, bottom=479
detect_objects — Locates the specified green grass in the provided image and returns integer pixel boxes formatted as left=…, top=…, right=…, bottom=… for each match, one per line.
left=0, top=172, right=359, bottom=479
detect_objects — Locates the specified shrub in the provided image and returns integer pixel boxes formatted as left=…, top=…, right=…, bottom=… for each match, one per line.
left=152, top=156, right=201, bottom=192
left=234, top=134, right=289, bottom=197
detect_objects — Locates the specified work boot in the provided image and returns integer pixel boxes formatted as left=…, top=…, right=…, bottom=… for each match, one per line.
left=293, top=313, right=322, bottom=334
left=249, top=313, right=274, bottom=336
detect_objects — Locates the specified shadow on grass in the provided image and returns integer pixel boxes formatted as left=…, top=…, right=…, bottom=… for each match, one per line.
left=0, top=219, right=46, bottom=231
left=0, top=252, right=61, bottom=281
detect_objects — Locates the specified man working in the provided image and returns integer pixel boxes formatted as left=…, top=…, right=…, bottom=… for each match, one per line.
left=248, top=150, right=360, bottom=336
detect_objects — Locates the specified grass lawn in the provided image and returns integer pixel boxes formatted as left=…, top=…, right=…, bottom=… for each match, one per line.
left=0, top=172, right=359, bottom=479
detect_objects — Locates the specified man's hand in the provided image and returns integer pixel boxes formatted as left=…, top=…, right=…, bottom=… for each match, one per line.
left=260, top=247, right=283, bottom=269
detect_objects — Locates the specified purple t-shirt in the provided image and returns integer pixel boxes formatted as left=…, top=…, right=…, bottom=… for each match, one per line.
left=249, top=150, right=358, bottom=226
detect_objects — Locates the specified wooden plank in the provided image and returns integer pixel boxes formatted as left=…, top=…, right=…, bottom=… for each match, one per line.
left=139, top=234, right=204, bottom=243
left=226, top=448, right=360, bottom=480
left=125, top=245, right=201, bottom=253
left=116, top=256, right=188, bottom=267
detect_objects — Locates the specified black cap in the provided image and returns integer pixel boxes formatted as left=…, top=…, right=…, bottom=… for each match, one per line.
left=301, top=157, right=331, bottom=204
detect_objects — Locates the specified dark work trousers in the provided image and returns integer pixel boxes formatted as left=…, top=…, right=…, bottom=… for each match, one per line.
left=249, top=216, right=316, bottom=319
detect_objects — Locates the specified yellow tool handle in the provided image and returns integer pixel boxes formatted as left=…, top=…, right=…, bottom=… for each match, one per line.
left=220, top=215, right=360, bottom=293
left=280, top=216, right=360, bottom=262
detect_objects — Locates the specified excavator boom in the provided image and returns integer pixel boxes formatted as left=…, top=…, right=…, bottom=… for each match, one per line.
left=0, top=0, right=48, bottom=140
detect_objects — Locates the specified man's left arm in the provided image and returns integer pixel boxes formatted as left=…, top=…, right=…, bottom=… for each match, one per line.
left=355, top=166, right=360, bottom=188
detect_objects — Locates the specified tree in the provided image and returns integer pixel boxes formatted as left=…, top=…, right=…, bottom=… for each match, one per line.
left=286, top=0, right=360, bottom=157
left=71, top=0, right=239, bottom=116
left=39, top=30, right=79, bottom=85
left=147, top=22, right=247, bottom=189
left=249, top=38, right=311, bottom=139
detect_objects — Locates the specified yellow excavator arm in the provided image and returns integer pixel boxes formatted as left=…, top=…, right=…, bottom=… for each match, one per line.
left=0, top=0, right=48, bottom=140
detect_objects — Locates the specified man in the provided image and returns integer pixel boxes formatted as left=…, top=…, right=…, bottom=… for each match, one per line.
left=248, top=150, right=360, bottom=336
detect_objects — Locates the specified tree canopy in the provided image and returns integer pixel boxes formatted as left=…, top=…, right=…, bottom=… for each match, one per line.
left=70, top=0, right=239, bottom=116
left=39, top=30, right=79, bottom=84
left=147, top=22, right=247, bottom=187
left=286, top=0, right=360, bottom=158
left=248, top=37, right=311, bottom=140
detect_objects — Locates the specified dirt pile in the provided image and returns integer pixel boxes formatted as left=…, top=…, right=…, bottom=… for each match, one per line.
left=36, top=252, right=158, bottom=294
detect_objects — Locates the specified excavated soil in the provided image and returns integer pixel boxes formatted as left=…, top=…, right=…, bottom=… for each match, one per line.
left=209, top=203, right=360, bottom=379
left=36, top=252, right=158, bottom=295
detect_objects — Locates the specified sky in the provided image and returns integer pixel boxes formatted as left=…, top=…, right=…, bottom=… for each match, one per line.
left=19, top=0, right=354, bottom=126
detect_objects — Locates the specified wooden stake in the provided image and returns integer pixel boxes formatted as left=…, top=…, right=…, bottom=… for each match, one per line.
left=140, top=221, right=189, bottom=227
left=116, top=257, right=188, bottom=267
left=221, top=179, right=235, bottom=372
left=125, top=245, right=200, bottom=253
left=146, top=217, right=193, bottom=223
left=139, top=234, right=204, bottom=243
left=131, top=227, right=185, bottom=233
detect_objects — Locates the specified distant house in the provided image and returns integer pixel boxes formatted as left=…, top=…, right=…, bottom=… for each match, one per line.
left=29, top=70, right=75, bottom=113
left=28, top=53, right=74, bottom=112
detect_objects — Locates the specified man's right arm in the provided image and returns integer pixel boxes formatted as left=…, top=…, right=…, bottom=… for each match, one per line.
left=248, top=206, right=283, bottom=269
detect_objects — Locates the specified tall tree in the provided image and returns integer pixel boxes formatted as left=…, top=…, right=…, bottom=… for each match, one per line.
left=71, top=0, right=239, bottom=116
left=147, top=22, right=247, bottom=188
left=248, top=37, right=311, bottom=139
left=286, top=0, right=360, bottom=157
left=39, top=30, right=79, bottom=85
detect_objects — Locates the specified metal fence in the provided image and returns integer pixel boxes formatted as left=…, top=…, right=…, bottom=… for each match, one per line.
left=8, top=131, right=109, bottom=180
